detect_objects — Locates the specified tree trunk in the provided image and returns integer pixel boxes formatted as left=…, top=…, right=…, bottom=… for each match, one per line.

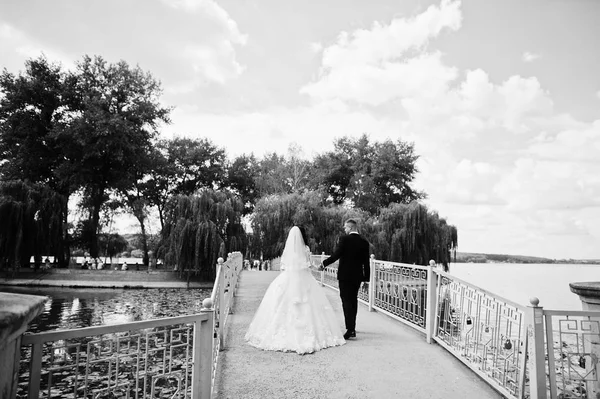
left=90, top=189, right=104, bottom=259
left=139, top=217, right=149, bottom=267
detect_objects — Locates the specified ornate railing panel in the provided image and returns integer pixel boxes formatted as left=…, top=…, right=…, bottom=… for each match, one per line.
left=434, top=270, right=527, bottom=399
left=372, top=260, right=428, bottom=330
left=20, top=314, right=212, bottom=399
left=543, top=310, right=600, bottom=399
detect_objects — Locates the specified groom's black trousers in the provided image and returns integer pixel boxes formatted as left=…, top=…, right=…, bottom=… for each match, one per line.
left=338, top=279, right=362, bottom=331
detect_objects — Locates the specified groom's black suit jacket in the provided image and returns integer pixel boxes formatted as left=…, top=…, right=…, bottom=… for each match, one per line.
left=323, top=233, right=370, bottom=282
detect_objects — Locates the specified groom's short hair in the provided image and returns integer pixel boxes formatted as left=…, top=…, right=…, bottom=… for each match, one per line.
left=345, top=218, right=358, bottom=229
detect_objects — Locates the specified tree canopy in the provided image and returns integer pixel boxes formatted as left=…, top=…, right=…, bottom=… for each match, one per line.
left=0, top=54, right=457, bottom=277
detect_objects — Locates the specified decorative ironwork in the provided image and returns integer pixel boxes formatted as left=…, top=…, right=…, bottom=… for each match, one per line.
left=434, top=271, right=526, bottom=398
left=19, top=252, right=244, bottom=399
left=20, top=314, right=211, bottom=399
left=544, top=311, right=600, bottom=399
left=372, top=260, right=428, bottom=329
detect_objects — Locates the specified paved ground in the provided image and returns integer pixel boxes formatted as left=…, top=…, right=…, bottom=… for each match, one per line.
left=215, top=271, right=503, bottom=399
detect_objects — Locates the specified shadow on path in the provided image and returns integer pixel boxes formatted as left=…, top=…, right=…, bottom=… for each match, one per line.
left=215, top=270, right=502, bottom=399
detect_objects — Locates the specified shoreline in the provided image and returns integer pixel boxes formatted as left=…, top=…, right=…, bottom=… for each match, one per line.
left=0, top=269, right=213, bottom=289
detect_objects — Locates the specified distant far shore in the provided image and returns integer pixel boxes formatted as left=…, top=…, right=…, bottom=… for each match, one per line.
left=454, top=252, right=600, bottom=265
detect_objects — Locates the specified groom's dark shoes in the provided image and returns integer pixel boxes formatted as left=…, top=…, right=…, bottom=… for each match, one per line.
left=344, top=330, right=356, bottom=340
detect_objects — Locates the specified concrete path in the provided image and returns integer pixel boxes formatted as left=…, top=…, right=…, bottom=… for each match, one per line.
left=215, top=271, right=502, bottom=399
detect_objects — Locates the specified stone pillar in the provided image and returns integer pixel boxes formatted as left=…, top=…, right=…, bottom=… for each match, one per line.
left=0, top=292, right=47, bottom=399
left=569, top=282, right=600, bottom=399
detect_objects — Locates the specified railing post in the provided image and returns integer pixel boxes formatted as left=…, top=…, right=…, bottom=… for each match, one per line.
left=368, top=255, right=376, bottom=312
left=425, top=266, right=438, bottom=344
left=0, top=293, right=46, bottom=399
left=196, top=298, right=215, bottom=399
left=526, top=297, right=547, bottom=399
left=217, top=258, right=225, bottom=349
left=321, top=252, right=326, bottom=283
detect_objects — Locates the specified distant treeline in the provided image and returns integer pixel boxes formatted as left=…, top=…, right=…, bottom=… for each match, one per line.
left=454, top=252, right=600, bottom=265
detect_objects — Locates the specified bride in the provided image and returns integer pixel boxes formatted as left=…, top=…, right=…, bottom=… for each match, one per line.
left=245, top=226, right=346, bottom=354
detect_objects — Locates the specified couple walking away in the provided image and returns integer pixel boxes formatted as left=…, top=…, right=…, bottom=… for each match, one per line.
left=244, top=219, right=370, bottom=354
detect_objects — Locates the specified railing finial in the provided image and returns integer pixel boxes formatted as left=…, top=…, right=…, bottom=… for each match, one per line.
left=202, top=298, right=214, bottom=310
left=370, top=254, right=375, bottom=259
left=217, top=257, right=224, bottom=265
left=529, top=297, right=540, bottom=306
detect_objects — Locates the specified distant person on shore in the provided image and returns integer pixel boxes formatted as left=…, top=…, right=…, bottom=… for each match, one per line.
left=121, top=261, right=128, bottom=271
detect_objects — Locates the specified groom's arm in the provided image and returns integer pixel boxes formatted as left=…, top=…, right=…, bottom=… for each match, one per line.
left=322, top=236, right=345, bottom=267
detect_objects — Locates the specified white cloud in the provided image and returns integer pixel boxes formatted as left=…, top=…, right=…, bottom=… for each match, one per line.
left=301, top=52, right=458, bottom=106
left=300, top=0, right=462, bottom=104
left=522, top=51, right=541, bottom=63
left=0, top=0, right=247, bottom=91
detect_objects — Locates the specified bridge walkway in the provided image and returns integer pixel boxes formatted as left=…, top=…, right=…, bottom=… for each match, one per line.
left=215, top=271, right=502, bottom=399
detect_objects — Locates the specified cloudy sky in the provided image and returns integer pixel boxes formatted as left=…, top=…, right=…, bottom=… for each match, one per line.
left=1, top=0, right=599, bottom=260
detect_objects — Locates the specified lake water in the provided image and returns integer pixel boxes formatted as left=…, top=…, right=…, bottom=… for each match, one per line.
left=450, top=262, right=599, bottom=310
left=0, top=286, right=212, bottom=333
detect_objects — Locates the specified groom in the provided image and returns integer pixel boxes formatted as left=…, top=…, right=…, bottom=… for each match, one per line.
left=321, top=218, right=370, bottom=340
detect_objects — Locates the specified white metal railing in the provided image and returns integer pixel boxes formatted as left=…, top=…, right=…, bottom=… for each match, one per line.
left=18, top=252, right=244, bottom=399
left=308, top=254, right=535, bottom=398
left=204, top=252, right=243, bottom=389
left=433, top=270, right=528, bottom=398
left=536, top=308, right=600, bottom=399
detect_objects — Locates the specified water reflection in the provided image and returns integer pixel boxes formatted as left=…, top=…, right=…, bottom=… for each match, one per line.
left=0, top=286, right=211, bottom=333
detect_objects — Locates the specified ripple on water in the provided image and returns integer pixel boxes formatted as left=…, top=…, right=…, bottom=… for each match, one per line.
left=0, top=286, right=212, bottom=333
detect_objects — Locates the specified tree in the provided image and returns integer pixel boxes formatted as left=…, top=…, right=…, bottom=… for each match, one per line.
left=250, top=191, right=366, bottom=259
left=159, top=190, right=247, bottom=280
left=98, top=233, right=129, bottom=262
left=255, top=152, right=290, bottom=195
left=164, top=137, right=226, bottom=195
left=0, top=56, right=75, bottom=267
left=358, top=202, right=457, bottom=268
left=286, top=143, right=310, bottom=192
left=143, top=138, right=226, bottom=230
left=54, top=55, right=170, bottom=258
left=0, top=181, right=63, bottom=270
left=312, top=134, right=426, bottom=213
left=225, top=154, right=260, bottom=214
left=250, top=192, right=457, bottom=268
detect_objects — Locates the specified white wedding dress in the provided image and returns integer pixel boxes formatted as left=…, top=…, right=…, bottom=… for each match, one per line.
left=245, top=227, right=346, bottom=354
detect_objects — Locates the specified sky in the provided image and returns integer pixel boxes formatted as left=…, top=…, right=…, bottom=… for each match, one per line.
left=1, top=0, right=599, bottom=260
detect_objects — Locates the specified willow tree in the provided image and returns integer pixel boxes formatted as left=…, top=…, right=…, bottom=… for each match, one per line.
left=159, top=190, right=246, bottom=280
left=0, top=181, right=63, bottom=270
left=368, top=202, right=458, bottom=268
left=250, top=190, right=370, bottom=259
